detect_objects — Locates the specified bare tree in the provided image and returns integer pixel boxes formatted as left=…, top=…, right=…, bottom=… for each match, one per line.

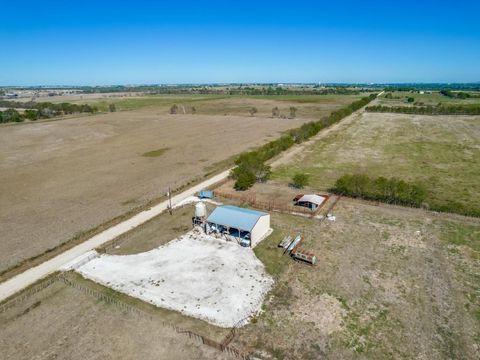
left=289, top=106, right=297, bottom=118
left=170, top=104, right=178, bottom=114
left=272, top=106, right=280, bottom=117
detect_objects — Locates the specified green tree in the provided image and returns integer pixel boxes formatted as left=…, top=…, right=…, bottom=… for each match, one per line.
left=233, top=170, right=256, bottom=190
left=292, top=173, right=309, bottom=188
left=2, top=108, right=22, bottom=122
left=407, top=97, right=415, bottom=103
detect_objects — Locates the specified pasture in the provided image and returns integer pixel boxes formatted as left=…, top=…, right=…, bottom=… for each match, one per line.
left=272, top=112, right=480, bottom=216
left=376, top=90, right=480, bottom=107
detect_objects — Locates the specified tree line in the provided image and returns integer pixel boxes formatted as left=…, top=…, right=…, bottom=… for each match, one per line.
left=365, top=104, right=480, bottom=115
left=232, top=94, right=377, bottom=190
left=439, top=90, right=479, bottom=99
left=331, top=174, right=426, bottom=207
left=331, top=173, right=479, bottom=217
left=0, top=101, right=98, bottom=123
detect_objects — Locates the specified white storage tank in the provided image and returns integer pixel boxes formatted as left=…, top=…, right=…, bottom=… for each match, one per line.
left=195, top=202, right=207, bottom=218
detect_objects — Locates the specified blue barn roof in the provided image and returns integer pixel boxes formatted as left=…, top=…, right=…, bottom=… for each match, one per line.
left=207, top=205, right=268, bottom=232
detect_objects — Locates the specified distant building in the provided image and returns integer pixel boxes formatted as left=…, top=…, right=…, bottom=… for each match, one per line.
left=293, top=194, right=326, bottom=211
left=206, top=205, right=270, bottom=247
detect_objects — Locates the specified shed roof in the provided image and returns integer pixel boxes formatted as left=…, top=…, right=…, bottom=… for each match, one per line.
left=296, top=194, right=326, bottom=206
left=198, top=190, right=214, bottom=199
left=207, top=205, right=268, bottom=232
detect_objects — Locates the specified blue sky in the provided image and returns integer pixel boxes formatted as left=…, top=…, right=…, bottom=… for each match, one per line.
left=1, top=0, right=479, bottom=85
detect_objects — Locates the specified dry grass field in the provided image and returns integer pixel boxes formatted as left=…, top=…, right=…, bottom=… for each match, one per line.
left=0, top=94, right=361, bottom=277
left=0, top=276, right=236, bottom=360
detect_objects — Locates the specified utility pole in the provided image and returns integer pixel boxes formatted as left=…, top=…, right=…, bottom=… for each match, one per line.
left=168, top=186, right=172, bottom=215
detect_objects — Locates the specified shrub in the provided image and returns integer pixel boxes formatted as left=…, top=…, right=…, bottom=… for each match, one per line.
left=24, top=109, right=40, bottom=120
left=109, top=104, right=116, bottom=112
left=291, top=173, right=309, bottom=188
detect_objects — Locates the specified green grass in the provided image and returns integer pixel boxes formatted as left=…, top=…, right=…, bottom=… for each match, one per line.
left=142, top=147, right=170, bottom=157
left=439, top=221, right=480, bottom=251
left=245, top=93, right=369, bottom=103
left=77, top=93, right=367, bottom=114
left=253, top=228, right=291, bottom=277
left=84, top=95, right=228, bottom=112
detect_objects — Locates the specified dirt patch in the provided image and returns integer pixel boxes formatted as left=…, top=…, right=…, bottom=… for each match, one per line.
left=294, top=293, right=346, bottom=335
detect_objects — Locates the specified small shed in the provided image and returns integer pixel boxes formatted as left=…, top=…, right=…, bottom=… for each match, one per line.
left=293, top=194, right=326, bottom=211
left=198, top=190, right=214, bottom=199
left=206, top=205, right=270, bottom=247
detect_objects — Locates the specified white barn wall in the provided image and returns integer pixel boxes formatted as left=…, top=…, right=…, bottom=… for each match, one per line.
left=251, top=214, right=271, bottom=247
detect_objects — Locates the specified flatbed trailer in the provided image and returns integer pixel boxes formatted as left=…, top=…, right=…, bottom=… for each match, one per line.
left=291, top=249, right=316, bottom=265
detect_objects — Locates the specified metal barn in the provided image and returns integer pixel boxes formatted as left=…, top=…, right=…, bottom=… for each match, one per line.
left=206, top=205, right=270, bottom=247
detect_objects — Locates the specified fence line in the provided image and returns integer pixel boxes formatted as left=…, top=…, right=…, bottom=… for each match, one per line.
left=1, top=273, right=251, bottom=359
left=215, top=189, right=323, bottom=217
left=0, top=276, right=57, bottom=314
left=56, top=274, right=251, bottom=360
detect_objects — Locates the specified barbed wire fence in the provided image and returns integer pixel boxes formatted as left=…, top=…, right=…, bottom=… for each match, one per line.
left=0, top=276, right=58, bottom=314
